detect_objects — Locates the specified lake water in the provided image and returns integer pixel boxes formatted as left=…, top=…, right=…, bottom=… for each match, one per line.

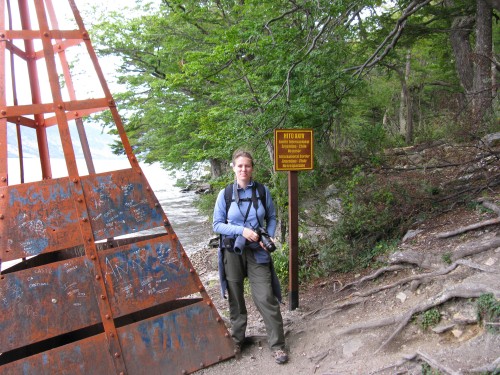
left=1, top=158, right=213, bottom=271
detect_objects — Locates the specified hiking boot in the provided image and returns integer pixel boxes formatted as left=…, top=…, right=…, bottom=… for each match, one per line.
left=273, top=349, right=288, bottom=364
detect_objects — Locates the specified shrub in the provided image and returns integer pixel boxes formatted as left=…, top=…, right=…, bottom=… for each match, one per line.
left=417, top=308, right=441, bottom=330
left=476, top=293, right=500, bottom=333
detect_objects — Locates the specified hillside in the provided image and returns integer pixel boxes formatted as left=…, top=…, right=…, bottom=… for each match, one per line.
left=190, top=139, right=500, bottom=375
left=191, top=190, right=499, bottom=375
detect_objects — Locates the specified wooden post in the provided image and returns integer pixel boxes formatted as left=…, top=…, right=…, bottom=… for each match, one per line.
left=288, top=171, right=299, bottom=310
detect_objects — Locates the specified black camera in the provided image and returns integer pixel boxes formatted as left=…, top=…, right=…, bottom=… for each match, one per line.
left=256, top=227, right=276, bottom=253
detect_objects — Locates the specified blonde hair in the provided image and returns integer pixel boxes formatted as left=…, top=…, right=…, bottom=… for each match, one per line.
left=232, top=150, right=254, bottom=167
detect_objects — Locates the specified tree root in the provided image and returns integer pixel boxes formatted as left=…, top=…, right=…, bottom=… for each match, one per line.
left=437, top=200, right=500, bottom=238
left=370, top=351, right=461, bottom=375
left=470, top=356, right=500, bottom=373
left=340, top=283, right=499, bottom=354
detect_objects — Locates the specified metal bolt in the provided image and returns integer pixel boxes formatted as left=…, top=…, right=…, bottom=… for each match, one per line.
left=1, top=177, right=7, bottom=182
left=109, top=332, right=114, bottom=338
left=57, top=104, right=63, bottom=109
left=43, top=31, right=49, bottom=37
left=82, top=217, right=88, bottom=222
left=100, top=295, right=106, bottom=300
left=155, top=203, right=160, bottom=208
left=52, top=298, right=57, bottom=304
left=114, top=352, right=120, bottom=358
left=216, top=317, right=221, bottom=322
left=0, top=214, right=4, bottom=220
left=105, top=314, right=111, bottom=320
left=95, top=275, right=101, bottom=280
left=77, top=197, right=83, bottom=202
left=73, top=178, right=78, bottom=183
left=190, top=268, right=194, bottom=273
left=0, top=110, right=5, bottom=116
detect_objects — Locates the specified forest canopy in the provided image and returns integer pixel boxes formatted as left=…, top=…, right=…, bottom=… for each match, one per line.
left=86, top=0, right=499, bottom=178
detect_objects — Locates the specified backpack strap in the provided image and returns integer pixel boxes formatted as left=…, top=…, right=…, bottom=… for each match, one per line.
left=224, top=181, right=267, bottom=220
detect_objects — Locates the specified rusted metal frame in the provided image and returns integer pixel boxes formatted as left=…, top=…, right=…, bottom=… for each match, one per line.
left=30, top=5, right=127, bottom=371
left=45, top=0, right=95, bottom=175
left=5, top=115, right=35, bottom=128
left=6, top=0, right=25, bottom=184
left=3, top=40, right=28, bottom=60
left=18, top=0, right=51, bottom=179
left=43, top=105, right=107, bottom=126
left=3, top=29, right=83, bottom=40
left=70, top=177, right=129, bottom=374
left=34, top=0, right=79, bottom=178
left=67, top=0, right=137, bottom=173
left=2, top=98, right=108, bottom=119
left=34, top=38, right=81, bottom=60
left=0, top=0, right=7, bottom=188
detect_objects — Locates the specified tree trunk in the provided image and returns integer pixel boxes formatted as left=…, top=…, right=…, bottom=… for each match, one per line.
left=472, top=0, right=493, bottom=129
left=399, top=50, right=413, bottom=143
left=448, top=14, right=475, bottom=94
left=209, top=158, right=227, bottom=179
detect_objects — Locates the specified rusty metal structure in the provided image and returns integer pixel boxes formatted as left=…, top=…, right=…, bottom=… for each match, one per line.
left=0, top=1, right=235, bottom=373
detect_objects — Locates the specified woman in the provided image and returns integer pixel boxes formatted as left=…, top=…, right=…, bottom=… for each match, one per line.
left=213, top=150, right=288, bottom=365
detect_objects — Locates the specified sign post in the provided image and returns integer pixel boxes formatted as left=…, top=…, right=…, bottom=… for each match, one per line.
left=274, top=129, right=313, bottom=311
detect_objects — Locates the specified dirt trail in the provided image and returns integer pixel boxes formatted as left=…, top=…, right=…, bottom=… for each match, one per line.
left=190, top=200, right=500, bottom=375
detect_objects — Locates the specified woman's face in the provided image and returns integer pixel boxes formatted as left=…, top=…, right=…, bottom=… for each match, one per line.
left=233, top=156, right=253, bottom=183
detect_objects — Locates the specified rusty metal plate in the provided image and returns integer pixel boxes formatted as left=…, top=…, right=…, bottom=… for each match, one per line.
left=0, top=178, right=83, bottom=262
left=0, top=256, right=101, bottom=353
left=0, top=333, right=116, bottom=375
left=80, top=169, right=165, bottom=241
left=118, top=301, right=235, bottom=374
left=100, top=235, right=200, bottom=317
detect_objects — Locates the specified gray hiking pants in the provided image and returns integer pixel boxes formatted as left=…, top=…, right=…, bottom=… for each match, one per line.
left=223, top=247, right=285, bottom=351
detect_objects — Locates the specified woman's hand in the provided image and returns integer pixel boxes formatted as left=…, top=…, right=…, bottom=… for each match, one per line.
left=242, top=227, right=259, bottom=242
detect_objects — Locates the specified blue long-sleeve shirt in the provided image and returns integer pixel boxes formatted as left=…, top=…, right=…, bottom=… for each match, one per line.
left=213, top=181, right=281, bottom=302
left=213, top=181, right=277, bottom=239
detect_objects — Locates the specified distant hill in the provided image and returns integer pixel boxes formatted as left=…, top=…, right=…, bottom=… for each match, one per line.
left=7, top=122, right=119, bottom=160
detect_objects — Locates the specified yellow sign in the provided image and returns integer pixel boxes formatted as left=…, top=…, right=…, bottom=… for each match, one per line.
left=274, top=129, right=314, bottom=171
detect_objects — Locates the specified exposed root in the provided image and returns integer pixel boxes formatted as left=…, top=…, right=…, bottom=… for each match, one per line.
left=470, top=356, right=500, bottom=373
left=373, top=284, right=498, bottom=353
left=437, top=200, right=500, bottom=238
